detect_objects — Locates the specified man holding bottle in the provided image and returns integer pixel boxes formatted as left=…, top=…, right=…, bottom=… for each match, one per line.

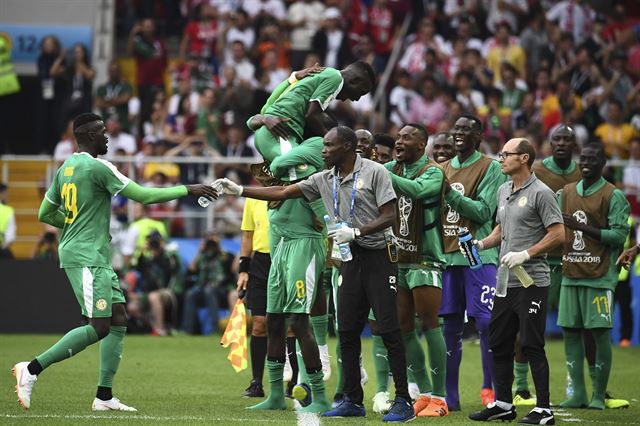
left=466, top=138, right=564, bottom=425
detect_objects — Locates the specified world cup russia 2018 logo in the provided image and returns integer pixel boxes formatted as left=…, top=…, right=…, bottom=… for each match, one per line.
left=446, top=183, right=465, bottom=224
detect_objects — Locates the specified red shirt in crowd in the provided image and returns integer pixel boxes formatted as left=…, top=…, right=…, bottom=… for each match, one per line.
left=134, top=37, right=168, bottom=86
left=368, top=5, right=395, bottom=55
left=184, top=20, right=218, bottom=57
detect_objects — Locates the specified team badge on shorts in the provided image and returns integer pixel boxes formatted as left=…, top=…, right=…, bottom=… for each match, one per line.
left=96, top=299, right=107, bottom=311
left=518, top=196, right=528, bottom=207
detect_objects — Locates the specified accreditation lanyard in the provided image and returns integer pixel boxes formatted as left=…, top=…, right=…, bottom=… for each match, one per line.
left=332, top=169, right=359, bottom=227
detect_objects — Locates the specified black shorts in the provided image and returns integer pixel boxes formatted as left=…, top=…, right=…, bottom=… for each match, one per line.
left=337, top=244, right=399, bottom=335
left=246, top=251, right=271, bottom=316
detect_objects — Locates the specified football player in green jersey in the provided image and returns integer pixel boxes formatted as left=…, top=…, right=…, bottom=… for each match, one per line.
left=12, top=113, right=218, bottom=412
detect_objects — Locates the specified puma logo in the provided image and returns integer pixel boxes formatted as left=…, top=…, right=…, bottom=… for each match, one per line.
left=390, top=285, right=397, bottom=292
left=446, top=350, right=453, bottom=357
left=430, top=367, right=439, bottom=375
left=566, top=361, right=575, bottom=369
left=376, top=354, right=389, bottom=361
left=531, top=300, right=542, bottom=309
left=600, top=313, right=611, bottom=322
left=595, top=362, right=605, bottom=370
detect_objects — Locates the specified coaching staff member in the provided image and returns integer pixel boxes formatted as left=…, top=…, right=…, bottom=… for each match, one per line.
left=214, top=126, right=415, bottom=423
left=467, top=138, right=564, bottom=425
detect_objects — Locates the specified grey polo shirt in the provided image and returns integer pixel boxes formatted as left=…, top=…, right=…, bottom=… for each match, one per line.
left=496, top=172, right=563, bottom=287
left=298, top=155, right=397, bottom=249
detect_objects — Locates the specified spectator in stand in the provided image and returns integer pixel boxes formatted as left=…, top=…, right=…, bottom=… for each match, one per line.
left=256, top=22, right=291, bottom=72
left=485, top=0, right=528, bottom=35
left=164, top=95, right=198, bottom=144
left=35, top=35, right=67, bottom=153
left=389, top=70, right=419, bottom=128
left=408, top=76, right=447, bottom=133
left=623, top=138, right=640, bottom=216
left=31, top=230, right=59, bottom=261
left=444, top=0, right=478, bottom=32
left=168, top=75, right=199, bottom=116
left=478, top=88, right=511, bottom=141
left=312, top=7, right=353, bottom=69
left=64, top=44, right=95, bottom=120
left=603, top=49, right=635, bottom=110
left=220, top=9, right=256, bottom=65
left=261, top=49, right=289, bottom=92
left=498, top=62, right=526, bottom=111
left=0, top=183, right=16, bottom=259
left=225, top=41, right=255, bottom=86
left=484, top=21, right=526, bottom=85
left=398, top=18, right=452, bottom=75
left=182, top=233, right=235, bottom=335
left=179, top=4, right=219, bottom=74
left=128, top=18, right=168, bottom=133
left=353, top=34, right=376, bottom=66
left=460, top=48, right=493, bottom=93
left=368, top=0, right=397, bottom=72
left=142, top=139, right=181, bottom=184
left=143, top=90, right=168, bottom=140
left=512, top=92, right=540, bottom=135
left=519, top=5, right=550, bottom=78
left=95, top=60, right=133, bottom=132
left=287, top=0, right=325, bottom=70
left=243, top=0, right=287, bottom=23
left=454, top=70, right=485, bottom=114
left=53, top=120, right=77, bottom=163
left=595, top=99, right=639, bottom=160
left=565, top=46, right=598, bottom=98
left=546, top=0, right=595, bottom=46
left=220, top=124, right=254, bottom=184
left=217, top=66, right=254, bottom=128
left=195, top=87, right=223, bottom=153
left=105, top=116, right=137, bottom=157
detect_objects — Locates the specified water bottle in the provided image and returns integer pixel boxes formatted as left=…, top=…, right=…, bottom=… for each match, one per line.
left=458, top=227, right=482, bottom=270
left=197, top=181, right=223, bottom=208
left=324, top=215, right=353, bottom=262
left=512, top=265, right=534, bottom=287
left=496, top=266, right=509, bottom=297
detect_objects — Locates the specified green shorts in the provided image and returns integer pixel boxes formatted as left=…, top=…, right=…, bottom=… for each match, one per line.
left=548, top=263, right=562, bottom=309
left=557, top=285, right=614, bottom=329
left=398, top=267, right=443, bottom=290
left=267, top=237, right=326, bottom=314
left=65, top=266, right=125, bottom=318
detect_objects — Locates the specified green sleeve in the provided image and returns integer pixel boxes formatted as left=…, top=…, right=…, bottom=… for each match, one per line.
left=120, top=181, right=188, bottom=204
left=96, top=85, right=106, bottom=98
left=601, top=189, right=630, bottom=247
left=445, top=160, right=506, bottom=224
left=269, top=137, right=324, bottom=178
left=389, top=167, right=444, bottom=200
left=38, top=197, right=65, bottom=228
left=309, top=69, right=343, bottom=111
left=261, top=79, right=291, bottom=114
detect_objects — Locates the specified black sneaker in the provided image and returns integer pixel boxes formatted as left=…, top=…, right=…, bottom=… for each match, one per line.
left=332, top=393, right=344, bottom=408
left=469, top=402, right=517, bottom=422
left=243, top=380, right=264, bottom=398
left=519, top=407, right=554, bottom=425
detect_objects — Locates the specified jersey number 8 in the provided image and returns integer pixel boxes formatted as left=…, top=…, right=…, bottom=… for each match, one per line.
left=61, top=182, right=78, bottom=224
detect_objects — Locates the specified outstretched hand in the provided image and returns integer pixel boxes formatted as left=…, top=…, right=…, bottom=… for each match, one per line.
left=213, top=178, right=244, bottom=196
left=186, top=184, right=219, bottom=201
left=263, top=115, right=291, bottom=140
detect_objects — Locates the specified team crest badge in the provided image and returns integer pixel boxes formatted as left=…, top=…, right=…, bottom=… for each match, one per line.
left=518, top=196, right=527, bottom=207
left=338, top=274, right=343, bottom=287
left=96, top=299, right=107, bottom=311
left=356, top=178, right=364, bottom=189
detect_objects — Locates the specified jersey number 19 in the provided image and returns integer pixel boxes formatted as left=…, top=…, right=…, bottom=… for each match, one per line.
left=61, top=182, right=78, bottom=224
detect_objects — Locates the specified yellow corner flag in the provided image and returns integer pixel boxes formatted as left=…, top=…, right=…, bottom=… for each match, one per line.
left=220, top=298, right=248, bottom=372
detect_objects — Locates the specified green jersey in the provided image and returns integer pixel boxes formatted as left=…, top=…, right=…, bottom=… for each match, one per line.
left=385, top=156, right=447, bottom=268
left=558, top=178, right=630, bottom=291
left=264, top=68, right=343, bottom=140
left=45, top=152, right=130, bottom=268
left=268, top=198, right=325, bottom=253
left=444, top=151, right=507, bottom=266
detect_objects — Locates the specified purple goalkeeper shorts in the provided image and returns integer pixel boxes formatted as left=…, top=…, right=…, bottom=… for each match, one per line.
left=439, top=265, right=497, bottom=320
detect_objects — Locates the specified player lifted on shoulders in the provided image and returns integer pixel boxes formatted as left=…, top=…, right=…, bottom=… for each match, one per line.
left=12, top=113, right=217, bottom=411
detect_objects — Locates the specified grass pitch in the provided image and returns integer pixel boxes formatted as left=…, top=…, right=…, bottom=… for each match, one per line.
left=1, top=334, right=638, bottom=425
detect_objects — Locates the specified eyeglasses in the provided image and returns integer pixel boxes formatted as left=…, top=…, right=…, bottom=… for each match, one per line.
left=497, top=151, right=523, bottom=160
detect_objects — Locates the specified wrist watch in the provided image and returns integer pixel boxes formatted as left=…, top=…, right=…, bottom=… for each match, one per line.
left=354, top=228, right=361, bottom=238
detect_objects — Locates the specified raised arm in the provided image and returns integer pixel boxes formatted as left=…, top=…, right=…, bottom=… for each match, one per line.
left=388, top=166, right=444, bottom=200
left=217, top=178, right=305, bottom=201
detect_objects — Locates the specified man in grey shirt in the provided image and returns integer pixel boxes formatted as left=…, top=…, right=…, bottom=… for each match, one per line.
left=466, top=138, right=564, bottom=425
left=214, top=126, right=415, bottom=422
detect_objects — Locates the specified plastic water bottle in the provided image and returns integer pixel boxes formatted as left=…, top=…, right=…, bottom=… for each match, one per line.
left=458, top=227, right=482, bottom=270
left=512, top=265, right=534, bottom=287
left=197, top=181, right=223, bottom=208
left=324, top=215, right=353, bottom=262
left=496, top=266, right=509, bottom=297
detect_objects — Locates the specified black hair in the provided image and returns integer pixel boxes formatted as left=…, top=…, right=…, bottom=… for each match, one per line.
left=73, top=112, right=102, bottom=132
left=581, top=142, right=606, bottom=159
left=334, top=126, right=358, bottom=149
left=405, top=123, right=429, bottom=141
left=373, top=133, right=395, bottom=150
left=433, top=131, right=453, bottom=142
left=516, top=138, right=536, bottom=168
left=349, top=60, right=376, bottom=86
left=458, top=113, right=483, bottom=132
left=455, top=70, right=473, bottom=81
left=500, top=62, right=518, bottom=76
left=608, top=97, right=623, bottom=110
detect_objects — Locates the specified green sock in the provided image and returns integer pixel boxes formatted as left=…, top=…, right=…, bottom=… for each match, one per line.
left=334, top=329, right=344, bottom=395
left=560, top=329, right=588, bottom=408
left=372, top=335, right=389, bottom=393
left=403, top=330, right=431, bottom=394
left=425, top=327, right=447, bottom=397
left=36, top=324, right=99, bottom=369
left=247, top=360, right=287, bottom=410
left=589, top=329, right=612, bottom=409
left=297, top=369, right=332, bottom=413
left=310, top=315, right=328, bottom=346
left=588, top=365, right=596, bottom=389
left=98, top=326, right=126, bottom=388
left=514, top=362, right=530, bottom=393
left=296, top=341, right=309, bottom=384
